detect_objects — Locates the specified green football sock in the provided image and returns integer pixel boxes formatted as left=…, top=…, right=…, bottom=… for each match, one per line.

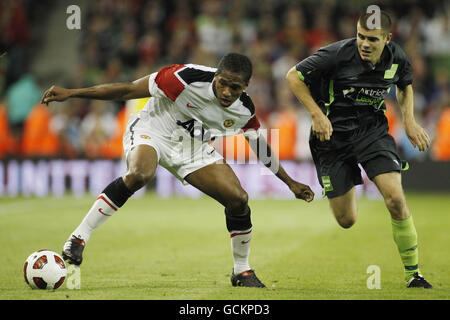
left=391, top=215, right=420, bottom=281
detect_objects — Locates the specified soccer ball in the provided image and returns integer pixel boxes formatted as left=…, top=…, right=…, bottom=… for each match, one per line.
left=23, top=250, right=67, bottom=290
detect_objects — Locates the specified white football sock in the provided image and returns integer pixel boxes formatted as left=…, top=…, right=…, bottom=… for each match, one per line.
left=230, top=228, right=252, bottom=274
left=71, top=193, right=118, bottom=243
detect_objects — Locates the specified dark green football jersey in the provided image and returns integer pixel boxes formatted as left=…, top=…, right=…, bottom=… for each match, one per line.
left=295, top=38, right=413, bottom=132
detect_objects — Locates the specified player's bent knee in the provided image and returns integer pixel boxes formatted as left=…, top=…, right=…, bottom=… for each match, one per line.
left=123, top=170, right=154, bottom=192
left=225, top=189, right=249, bottom=215
left=333, top=210, right=357, bottom=229
left=223, top=189, right=251, bottom=232
left=337, top=217, right=356, bottom=229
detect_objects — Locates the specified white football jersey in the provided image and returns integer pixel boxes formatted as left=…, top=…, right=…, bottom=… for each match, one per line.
left=138, top=63, right=261, bottom=142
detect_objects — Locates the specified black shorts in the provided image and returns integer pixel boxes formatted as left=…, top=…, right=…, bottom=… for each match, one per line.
left=309, top=116, right=404, bottom=198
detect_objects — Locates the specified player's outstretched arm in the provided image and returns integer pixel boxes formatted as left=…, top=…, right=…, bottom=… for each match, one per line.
left=41, top=75, right=151, bottom=105
left=396, top=84, right=430, bottom=152
left=246, top=135, right=314, bottom=202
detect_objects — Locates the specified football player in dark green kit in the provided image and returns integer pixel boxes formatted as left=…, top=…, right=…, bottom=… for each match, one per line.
left=286, top=10, right=432, bottom=288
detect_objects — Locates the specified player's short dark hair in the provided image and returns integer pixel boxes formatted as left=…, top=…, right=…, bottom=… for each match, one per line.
left=358, top=10, right=392, bottom=36
left=216, top=53, right=253, bottom=84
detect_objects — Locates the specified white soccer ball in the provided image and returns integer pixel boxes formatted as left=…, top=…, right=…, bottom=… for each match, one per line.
left=24, top=250, right=67, bottom=290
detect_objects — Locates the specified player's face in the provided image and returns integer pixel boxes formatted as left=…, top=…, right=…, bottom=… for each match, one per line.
left=213, top=70, right=248, bottom=107
left=356, top=22, right=392, bottom=65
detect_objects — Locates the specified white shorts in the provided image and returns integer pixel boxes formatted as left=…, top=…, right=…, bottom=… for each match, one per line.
left=123, top=114, right=223, bottom=184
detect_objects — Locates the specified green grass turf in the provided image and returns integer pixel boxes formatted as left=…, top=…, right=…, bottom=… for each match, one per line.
left=0, top=192, right=449, bottom=300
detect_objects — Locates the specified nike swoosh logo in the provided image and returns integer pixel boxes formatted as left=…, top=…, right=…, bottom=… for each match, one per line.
left=241, top=240, right=250, bottom=244
left=186, top=103, right=197, bottom=109
left=98, top=208, right=111, bottom=216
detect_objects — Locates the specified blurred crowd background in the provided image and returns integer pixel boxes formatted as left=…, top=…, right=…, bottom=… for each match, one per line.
left=1, top=0, right=449, bottom=162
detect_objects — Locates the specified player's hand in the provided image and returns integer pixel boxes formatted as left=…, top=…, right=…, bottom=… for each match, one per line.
left=41, top=86, right=72, bottom=105
left=289, top=181, right=314, bottom=202
left=312, top=112, right=333, bottom=141
left=404, top=120, right=430, bottom=152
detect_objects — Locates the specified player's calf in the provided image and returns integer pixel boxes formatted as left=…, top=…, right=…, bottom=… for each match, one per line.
left=224, top=189, right=249, bottom=216
left=225, top=206, right=255, bottom=277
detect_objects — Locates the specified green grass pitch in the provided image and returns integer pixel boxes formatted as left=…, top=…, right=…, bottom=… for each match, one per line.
left=1, top=192, right=449, bottom=300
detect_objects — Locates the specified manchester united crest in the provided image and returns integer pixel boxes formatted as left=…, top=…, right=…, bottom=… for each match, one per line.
left=223, top=119, right=235, bottom=128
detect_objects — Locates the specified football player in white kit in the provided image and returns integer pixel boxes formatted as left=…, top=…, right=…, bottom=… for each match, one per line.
left=41, top=53, right=314, bottom=287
